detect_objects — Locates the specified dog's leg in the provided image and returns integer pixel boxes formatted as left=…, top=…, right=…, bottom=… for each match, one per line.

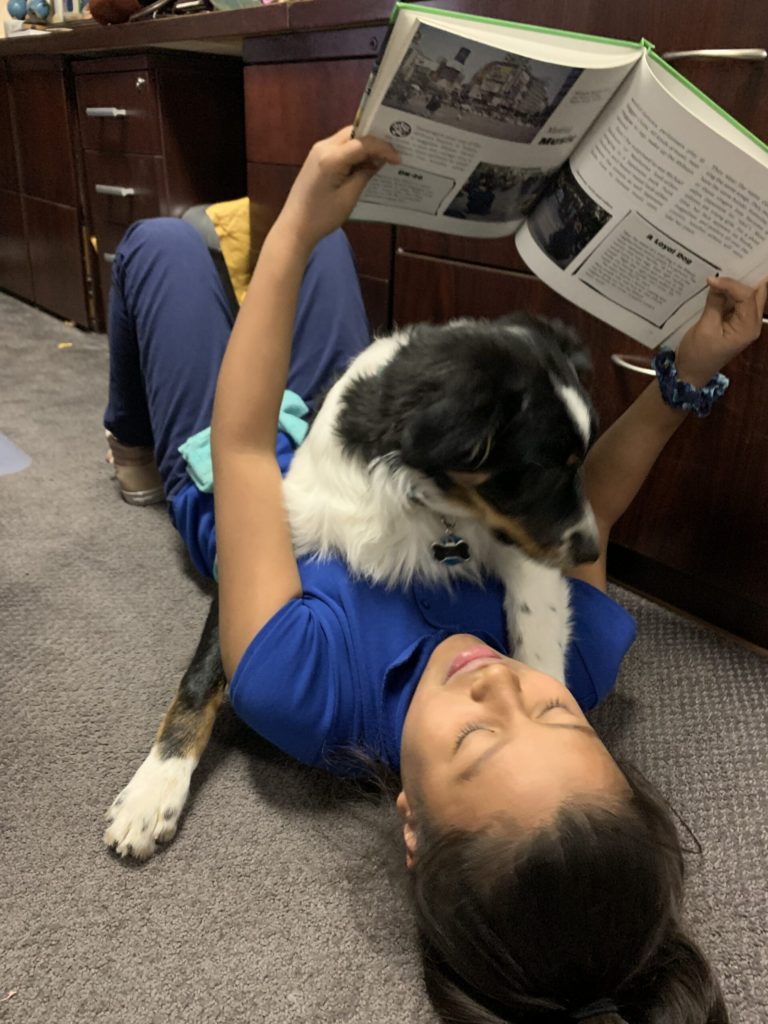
left=501, top=552, right=571, bottom=682
left=103, top=596, right=225, bottom=860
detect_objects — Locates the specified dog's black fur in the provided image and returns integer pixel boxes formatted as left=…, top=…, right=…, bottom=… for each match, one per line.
left=332, top=314, right=597, bottom=566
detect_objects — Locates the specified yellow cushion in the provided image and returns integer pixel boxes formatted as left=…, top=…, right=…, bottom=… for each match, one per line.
left=205, top=197, right=253, bottom=304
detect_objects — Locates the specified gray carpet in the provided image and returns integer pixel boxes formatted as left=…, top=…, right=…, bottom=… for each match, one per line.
left=1, top=290, right=766, bottom=1023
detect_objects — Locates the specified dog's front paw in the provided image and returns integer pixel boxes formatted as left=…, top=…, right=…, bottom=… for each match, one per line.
left=104, top=747, right=193, bottom=860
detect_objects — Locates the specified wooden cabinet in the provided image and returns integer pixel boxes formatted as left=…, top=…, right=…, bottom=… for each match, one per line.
left=243, top=38, right=394, bottom=336
left=73, top=52, right=245, bottom=326
left=0, top=61, right=32, bottom=301
left=0, top=187, right=33, bottom=303
left=0, top=60, right=19, bottom=193
left=0, top=56, right=89, bottom=325
left=0, top=51, right=245, bottom=328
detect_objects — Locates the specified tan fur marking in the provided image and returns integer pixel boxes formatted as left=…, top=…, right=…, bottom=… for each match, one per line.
left=447, top=470, right=491, bottom=487
left=155, top=687, right=225, bottom=760
left=447, top=483, right=558, bottom=563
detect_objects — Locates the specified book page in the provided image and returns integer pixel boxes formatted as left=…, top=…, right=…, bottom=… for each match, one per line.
left=516, top=53, right=768, bottom=347
left=352, top=11, right=641, bottom=237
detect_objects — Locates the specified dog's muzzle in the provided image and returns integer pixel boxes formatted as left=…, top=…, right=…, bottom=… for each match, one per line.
left=563, top=508, right=600, bottom=567
left=567, top=528, right=600, bottom=566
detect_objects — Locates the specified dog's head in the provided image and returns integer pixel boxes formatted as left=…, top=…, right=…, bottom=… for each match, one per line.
left=337, top=314, right=599, bottom=570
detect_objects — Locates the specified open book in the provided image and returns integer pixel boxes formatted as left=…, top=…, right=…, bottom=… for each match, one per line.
left=352, top=3, right=768, bottom=348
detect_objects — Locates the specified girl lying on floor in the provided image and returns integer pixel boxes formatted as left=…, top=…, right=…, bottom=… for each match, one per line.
left=102, top=127, right=767, bottom=1024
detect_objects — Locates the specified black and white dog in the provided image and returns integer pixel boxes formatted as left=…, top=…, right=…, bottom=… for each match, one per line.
left=104, top=313, right=598, bottom=859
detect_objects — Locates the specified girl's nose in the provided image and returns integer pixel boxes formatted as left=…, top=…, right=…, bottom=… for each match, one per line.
left=469, top=661, right=523, bottom=704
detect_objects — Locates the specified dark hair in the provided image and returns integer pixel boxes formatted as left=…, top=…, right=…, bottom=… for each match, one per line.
left=407, top=763, right=728, bottom=1024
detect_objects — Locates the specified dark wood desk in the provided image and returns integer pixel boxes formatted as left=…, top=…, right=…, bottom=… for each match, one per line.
left=2, top=0, right=767, bottom=648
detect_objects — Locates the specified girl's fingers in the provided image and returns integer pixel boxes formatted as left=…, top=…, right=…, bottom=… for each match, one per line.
left=316, top=127, right=399, bottom=167
left=755, top=276, right=768, bottom=318
left=705, top=276, right=765, bottom=340
left=340, top=134, right=401, bottom=170
left=706, top=276, right=754, bottom=303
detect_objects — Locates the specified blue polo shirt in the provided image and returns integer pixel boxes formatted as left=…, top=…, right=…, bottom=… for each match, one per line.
left=171, top=432, right=636, bottom=775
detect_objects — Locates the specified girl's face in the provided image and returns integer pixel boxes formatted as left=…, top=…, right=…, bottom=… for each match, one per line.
left=398, top=635, right=626, bottom=843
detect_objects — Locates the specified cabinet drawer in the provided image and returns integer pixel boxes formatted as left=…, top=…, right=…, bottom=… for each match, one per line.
left=85, top=151, right=163, bottom=235
left=397, top=227, right=529, bottom=274
left=76, top=71, right=161, bottom=156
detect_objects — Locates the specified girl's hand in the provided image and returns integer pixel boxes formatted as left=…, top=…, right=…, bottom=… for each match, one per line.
left=274, top=126, right=400, bottom=254
left=675, top=275, right=768, bottom=386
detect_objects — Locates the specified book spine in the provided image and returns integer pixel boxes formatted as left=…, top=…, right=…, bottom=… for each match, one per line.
left=401, top=3, right=641, bottom=50
left=351, top=6, right=400, bottom=136
left=646, top=49, right=768, bottom=155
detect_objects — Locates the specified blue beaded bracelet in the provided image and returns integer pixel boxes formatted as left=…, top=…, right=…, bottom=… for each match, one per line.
left=652, top=348, right=729, bottom=417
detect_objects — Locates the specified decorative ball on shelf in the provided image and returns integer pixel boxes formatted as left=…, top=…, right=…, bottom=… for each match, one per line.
left=7, top=0, right=29, bottom=19
left=28, top=0, right=52, bottom=16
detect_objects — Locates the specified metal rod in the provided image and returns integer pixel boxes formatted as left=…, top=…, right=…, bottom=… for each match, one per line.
left=661, top=48, right=767, bottom=62
left=85, top=107, right=128, bottom=118
left=95, top=184, right=137, bottom=198
left=611, top=353, right=656, bottom=377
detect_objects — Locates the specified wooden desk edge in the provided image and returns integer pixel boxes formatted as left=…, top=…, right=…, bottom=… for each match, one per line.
left=0, top=0, right=395, bottom=58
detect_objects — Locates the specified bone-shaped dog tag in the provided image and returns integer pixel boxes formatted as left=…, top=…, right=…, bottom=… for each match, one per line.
left=432, top=535, right=471, bottom=565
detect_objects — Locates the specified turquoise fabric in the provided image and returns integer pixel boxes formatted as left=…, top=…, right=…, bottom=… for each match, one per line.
left=178, top=389, right=309, bottom=494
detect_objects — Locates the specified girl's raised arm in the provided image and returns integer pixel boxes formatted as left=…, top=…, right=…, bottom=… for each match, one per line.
left=211, top=129, right=399, bottom=678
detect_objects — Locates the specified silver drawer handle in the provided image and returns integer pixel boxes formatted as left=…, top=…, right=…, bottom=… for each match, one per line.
left=611, top=353, right=656, bottom=377
left=661, top=48, right=767, bottom=62
left=85, top=106, right=128, bottom=118
left=103, top=253, right=116, bottom=264
left=95, top=184, right=137, bottom=198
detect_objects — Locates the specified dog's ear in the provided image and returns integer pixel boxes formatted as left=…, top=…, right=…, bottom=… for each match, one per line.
left=548, top=317, right=591, bottom=385
left=400, top=392, right=519, bottom=473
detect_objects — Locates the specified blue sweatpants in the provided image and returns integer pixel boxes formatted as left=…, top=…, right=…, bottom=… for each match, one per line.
left=104, top=218, right=371, bottom=499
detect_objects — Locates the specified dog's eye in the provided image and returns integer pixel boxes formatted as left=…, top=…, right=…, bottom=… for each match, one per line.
left=492, top=528, right=516, bottom=546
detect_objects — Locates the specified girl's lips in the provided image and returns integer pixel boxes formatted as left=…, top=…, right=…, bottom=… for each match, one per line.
left=446, top=646, right=502, bottom=681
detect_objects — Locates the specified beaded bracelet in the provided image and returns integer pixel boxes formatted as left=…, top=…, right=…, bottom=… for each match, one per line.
left=651, top=348, right=729, bottom=418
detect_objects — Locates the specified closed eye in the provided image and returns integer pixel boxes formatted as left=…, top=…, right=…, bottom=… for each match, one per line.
left=538, top=699, right=573, bottom=718
left=453, top=722, right=493, bottom=753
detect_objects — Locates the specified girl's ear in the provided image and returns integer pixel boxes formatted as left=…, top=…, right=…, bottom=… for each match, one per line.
left=396, top=790, right=418, bottom=870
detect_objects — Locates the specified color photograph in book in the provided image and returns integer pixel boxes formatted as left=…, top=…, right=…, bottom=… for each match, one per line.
left=444, top=162, right=551, bottom=223
left=526, top=162, right=612, bottom=267
left=381, top=23, right=583, bottom=145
